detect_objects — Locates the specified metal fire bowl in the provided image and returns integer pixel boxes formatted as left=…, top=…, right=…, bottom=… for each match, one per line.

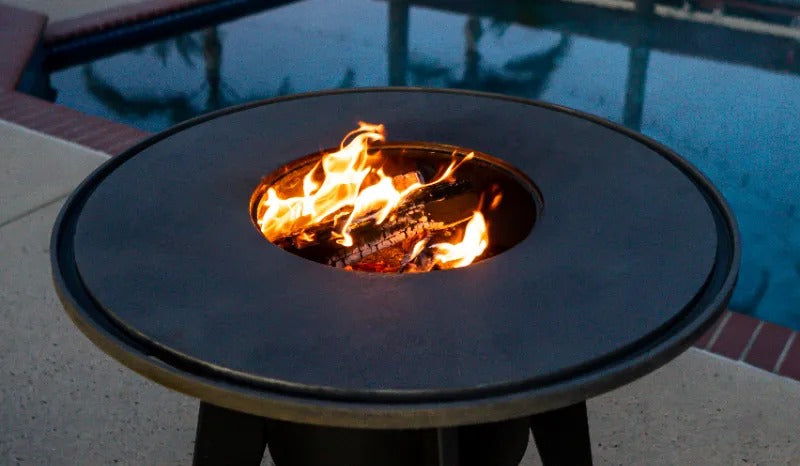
left=51, top=88, right=739, bottom=428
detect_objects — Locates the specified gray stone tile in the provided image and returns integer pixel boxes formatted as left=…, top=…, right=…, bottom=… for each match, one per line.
left=586, top=349, right=800, bottom=465
left=521, top=349, right=800, bottom=464
left=0, top=202, right=196, bottom=465
left=0, top=121, right=107, bottom=226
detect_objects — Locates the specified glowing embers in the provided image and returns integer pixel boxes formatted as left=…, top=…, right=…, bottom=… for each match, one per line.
left=251, top=123, right=536, bottom=273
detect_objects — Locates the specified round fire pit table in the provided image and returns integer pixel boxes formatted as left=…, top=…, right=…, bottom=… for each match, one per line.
left=52, top=88, right=739, bottom=466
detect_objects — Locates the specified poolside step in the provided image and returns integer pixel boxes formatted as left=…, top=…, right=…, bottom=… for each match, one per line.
left=0, top=3, right=47, bottom=90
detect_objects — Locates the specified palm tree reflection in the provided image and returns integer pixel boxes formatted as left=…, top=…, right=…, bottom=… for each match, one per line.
left=81, top=27, right=357, bottom=129
left=83, top=15, right=569, bottom=130
left=408, top=16, right=571, bottom=99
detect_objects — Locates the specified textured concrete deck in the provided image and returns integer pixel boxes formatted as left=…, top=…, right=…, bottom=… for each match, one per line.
left=1, top=119, right=798, bottom=464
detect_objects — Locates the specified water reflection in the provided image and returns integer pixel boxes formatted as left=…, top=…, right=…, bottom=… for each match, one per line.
left=406, top=17, right=571, bottom=98
left=81, top=26, right=358, bottom=127
left=388, top=0, right=409, bottom=85
left=82, top=29, right=224, bottom=124
left=80, top=4, right=573, bottom=126
left=50, top=0, right=800, bottom=328
left=623, top=24, right=649, bottom=130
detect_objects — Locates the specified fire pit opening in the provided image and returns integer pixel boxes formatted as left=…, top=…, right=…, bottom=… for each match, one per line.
left=250, top=123, right=539, bottom=273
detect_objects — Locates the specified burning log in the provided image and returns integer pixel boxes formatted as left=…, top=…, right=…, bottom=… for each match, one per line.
left=255, top=123, right=493, bottom=273
left=276, top=197, right=476, bottom=272
left=329, top=214, right=443, bottom=268
left=330, top=207, right=476, bottom=273
left=277, top=200, right=443, bottom=268
left=272, top=176, right=472, bottom=251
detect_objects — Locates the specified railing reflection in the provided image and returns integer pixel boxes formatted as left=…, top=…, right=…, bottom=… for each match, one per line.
left=387, top=1, right=571, bottom=99
left=388, top=0, right=409, bottom=86
left=407, top=0, right=800, bottom=75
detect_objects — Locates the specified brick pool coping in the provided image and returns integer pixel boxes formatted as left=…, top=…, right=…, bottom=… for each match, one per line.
left=2, top=0, right=799, bottom=382
left=0, top=3, right=150, bottom=154
left=696, top=311, right=800, bottom=379
left=43, top=0, right=217, bottom=44
left=0, top=3, right=46, bottom=89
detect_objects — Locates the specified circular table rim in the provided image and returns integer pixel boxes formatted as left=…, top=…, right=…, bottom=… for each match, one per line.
left=50, top=87, right=740, bottom=428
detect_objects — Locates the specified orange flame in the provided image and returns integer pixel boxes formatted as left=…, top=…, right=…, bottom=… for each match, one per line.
left=430, top=211, right=488, bottom=269
left=256, top=122, right=383, bottom=242
left=256, top=122, right=490, bottom=271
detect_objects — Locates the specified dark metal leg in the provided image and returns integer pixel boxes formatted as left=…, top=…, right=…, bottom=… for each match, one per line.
left=268, top=418, right=528, bottom=466
left=459, top=417, right=529, bottom=466
left=530, top=402, right=592, bottom=466
left=192, top=402, right=268, bottom=466
left=269, top=422, right=434, bottom=466
left=436, top=428, right=459, bottom=466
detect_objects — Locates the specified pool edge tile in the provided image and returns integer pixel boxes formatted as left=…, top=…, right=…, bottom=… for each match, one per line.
left=693, top=311, right=729, bottom=349
left=44, top=0, right=218, bottom=44
left=709, top=312, right=760, bottom=360
left=744, top=322, right=793, bottom=372
left=0, top=91, right=149, bottom=155
left=777, top=333, right=800, bottom=380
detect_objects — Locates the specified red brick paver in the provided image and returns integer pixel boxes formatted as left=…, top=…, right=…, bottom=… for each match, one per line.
left=709, top=312, right=760, bottom=360
left=693, top=311, right=728, bottom=349
left=744, top=321, right=793, bottom=371
left=0, top=90, right=149, bottom=155
left=777, top=334, right=800, bottom=380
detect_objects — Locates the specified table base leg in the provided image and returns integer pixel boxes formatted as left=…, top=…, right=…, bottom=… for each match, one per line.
left=189, top=402, right=537, bottom=465
left=192, top=402, right=268, bottom=466
left=530, top=401, right=593, bottom=466
left=267, top=417, right=529, bottom=466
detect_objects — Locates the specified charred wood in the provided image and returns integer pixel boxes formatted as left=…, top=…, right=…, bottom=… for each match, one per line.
left=272, top=178, right=471, bottom=250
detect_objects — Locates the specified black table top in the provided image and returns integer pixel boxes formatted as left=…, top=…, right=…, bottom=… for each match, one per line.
left=52, top=88, right=739, bottom=427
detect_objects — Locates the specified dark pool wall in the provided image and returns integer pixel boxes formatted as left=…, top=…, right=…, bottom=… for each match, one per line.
left=48, top=0, right=800, bottom=329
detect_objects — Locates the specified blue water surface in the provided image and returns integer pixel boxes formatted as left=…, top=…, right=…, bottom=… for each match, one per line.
left=49, top=0, right=800, bottom=328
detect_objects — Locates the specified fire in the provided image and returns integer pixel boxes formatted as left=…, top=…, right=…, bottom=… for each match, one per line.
left=430, top=211, right=489, bottom=269
left=256, top=123, right=383, bottom=243
left=255, top=122, right=492, bottom=271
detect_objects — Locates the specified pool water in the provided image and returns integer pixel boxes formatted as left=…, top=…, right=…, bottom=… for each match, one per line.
left=48, top=0, right=800, bottom=329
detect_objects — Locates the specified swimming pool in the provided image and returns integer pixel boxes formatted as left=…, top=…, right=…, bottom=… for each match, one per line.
left=46, top=0, right=800, bottom=329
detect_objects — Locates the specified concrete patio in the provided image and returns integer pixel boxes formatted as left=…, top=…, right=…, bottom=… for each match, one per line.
left=1, top=119, right=798, bottom=464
